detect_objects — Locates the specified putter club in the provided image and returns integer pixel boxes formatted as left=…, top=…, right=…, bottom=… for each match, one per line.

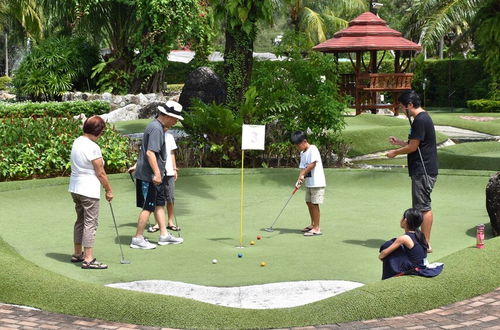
left=165, top=180, right=181, bottom=238
left=108, top=202, right=131, bottom=264
left=264, top=185, right=299, bottom=232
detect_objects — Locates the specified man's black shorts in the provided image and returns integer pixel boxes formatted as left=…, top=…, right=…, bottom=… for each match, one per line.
left=136, top=177, right=167, bottom=212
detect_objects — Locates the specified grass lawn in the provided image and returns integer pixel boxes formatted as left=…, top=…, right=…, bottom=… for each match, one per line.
left=0, top=168, right=499, bottom=329
left=343, top=114, right=448, bottom=157
left=429, top=111, right=500, bottom=136
left=353, top=141, right=500, bottom=171
left=112, top=120, right=183, bottom=134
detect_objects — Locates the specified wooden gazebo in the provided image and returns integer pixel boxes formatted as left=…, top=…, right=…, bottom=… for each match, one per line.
left=313, top=12, right=421, bottom=115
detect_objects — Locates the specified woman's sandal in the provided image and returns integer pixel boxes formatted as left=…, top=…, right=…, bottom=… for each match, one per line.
left=147, top=225, right=160, bottom=233
left=301, top=226, right=313, bottom=232
left=81, top=258, right=108, bottom=270
left=71, top=253, right=84, bottom=263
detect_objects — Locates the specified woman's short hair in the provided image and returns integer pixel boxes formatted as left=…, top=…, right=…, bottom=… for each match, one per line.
left=83, top=116, right=106, bottom=137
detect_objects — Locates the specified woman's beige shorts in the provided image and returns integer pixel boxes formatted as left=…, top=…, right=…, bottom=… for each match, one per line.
left=305, top=187, right=325, bottom=204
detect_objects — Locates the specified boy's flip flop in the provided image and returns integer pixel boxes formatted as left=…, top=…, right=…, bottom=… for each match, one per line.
left=304, top=231, right=322, bottom=236
left=301, top=226, right=313, bottom=232
left=167, top=225, right=181, bottom=231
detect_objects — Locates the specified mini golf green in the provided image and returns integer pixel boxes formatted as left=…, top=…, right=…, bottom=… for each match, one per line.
left=1, top=168, right=499, bottom=329
left=0, top=168, right=495, bottom=286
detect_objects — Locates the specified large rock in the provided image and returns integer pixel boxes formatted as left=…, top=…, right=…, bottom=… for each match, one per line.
left=100, top=104, right=141, bottom=123
left=138, top=101, right=166, bottom=119
left=179, top=66, right=226, bottom=110
left=486, top=172, right=500, bottom=236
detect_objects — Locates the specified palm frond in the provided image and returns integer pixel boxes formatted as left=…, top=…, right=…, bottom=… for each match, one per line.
left=300, top=7, right=326, bottom=43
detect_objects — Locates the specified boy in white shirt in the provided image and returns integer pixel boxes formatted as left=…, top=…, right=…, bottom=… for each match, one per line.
left=291, top=131, right=326, bottom=236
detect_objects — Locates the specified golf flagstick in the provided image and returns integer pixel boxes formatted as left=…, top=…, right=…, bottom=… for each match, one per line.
left=264, top=184, right=300, bottom=232
left=238, top=150, right=245, bottom=247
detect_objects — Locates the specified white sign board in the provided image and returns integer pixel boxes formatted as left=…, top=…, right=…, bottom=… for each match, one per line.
left=241, top=124, right=265, bottom=150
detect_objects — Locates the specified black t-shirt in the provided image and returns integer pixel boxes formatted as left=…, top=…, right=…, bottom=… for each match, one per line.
left=407, top=111, right=438, bottom=177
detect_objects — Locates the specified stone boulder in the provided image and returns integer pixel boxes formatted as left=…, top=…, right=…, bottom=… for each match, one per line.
left=179, top=66, right=226, bottom=110
left=138, top=101, right=166, bottom=119
left=100, top=104, right=141, bottom=123
left=486, top=172, right=500, bottom=236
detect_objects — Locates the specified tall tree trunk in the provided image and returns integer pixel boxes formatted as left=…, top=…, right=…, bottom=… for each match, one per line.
left=439, top=37, right=444, bottom=59
left=223, top=23, right=254, bottom=110
left=4, top=32, right=8, bottom=77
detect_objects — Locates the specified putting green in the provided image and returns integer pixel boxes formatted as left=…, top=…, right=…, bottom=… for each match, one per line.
left=0, top=168, right=494, bottom=287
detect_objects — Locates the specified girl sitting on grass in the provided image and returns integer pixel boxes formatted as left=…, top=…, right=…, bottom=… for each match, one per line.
left=379, top=208, right=442, bottom=280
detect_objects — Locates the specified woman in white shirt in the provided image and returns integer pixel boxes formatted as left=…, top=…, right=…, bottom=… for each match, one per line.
left=69, top=116, right=113, bottom=269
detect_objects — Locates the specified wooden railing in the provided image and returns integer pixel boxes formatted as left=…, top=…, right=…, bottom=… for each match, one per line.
left=357, top=73, right=413, bottom=91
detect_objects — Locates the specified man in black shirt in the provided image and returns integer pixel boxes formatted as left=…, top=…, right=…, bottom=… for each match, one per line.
left=386, top=90, right=438, bottom=252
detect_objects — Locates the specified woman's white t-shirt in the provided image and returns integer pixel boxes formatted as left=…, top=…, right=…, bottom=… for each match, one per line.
left=164, top=132, right=178, bottom=176
left=299, top=144, right=326, bottom=188
left=68, top=136, right=103, bottom=199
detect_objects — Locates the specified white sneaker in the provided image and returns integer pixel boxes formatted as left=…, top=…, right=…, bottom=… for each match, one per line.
left=158, top=233, right=184, bottom=246
left=130, top=236, right=156, bottom=249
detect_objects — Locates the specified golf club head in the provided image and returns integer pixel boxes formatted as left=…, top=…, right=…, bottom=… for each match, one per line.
left=120, top=259, right=131, bottom=264
left=264, top=228, right=274, bottom=232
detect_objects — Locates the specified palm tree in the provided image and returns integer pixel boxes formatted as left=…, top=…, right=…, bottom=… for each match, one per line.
left=0, top=0, right=43, bottom=76
left=401, top=0, right=485, bottom=56
left=286, top=0, right=366, bottom=44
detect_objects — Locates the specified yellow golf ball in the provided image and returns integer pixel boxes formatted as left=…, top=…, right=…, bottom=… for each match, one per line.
left=250, top=240, right=255, bottom=245
left=260, top=261, right=267, bottom=267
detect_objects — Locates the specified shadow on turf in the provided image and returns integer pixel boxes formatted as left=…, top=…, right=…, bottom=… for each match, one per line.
left=465, top=223, right=494, bottom=239
left=343, top=238, right=386, bottom=248
left=46, top=253, right=83, bottom=267
left=259, top=227, right=304, bottom=235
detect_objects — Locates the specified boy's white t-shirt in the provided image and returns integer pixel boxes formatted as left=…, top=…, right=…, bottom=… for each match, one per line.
left=164, top=132, right=178, bottom=176
left=299, top=144, right=326, bottom=188
left=68, top=136, right=103, bottom=199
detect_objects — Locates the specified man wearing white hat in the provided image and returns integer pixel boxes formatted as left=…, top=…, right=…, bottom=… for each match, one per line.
left=130, top=101, right=184, bottom=249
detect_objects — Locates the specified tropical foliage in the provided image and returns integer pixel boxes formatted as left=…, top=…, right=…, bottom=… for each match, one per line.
left=12, top=35, right=99, bottom=100
left=0, top=115, right=132, bottom=181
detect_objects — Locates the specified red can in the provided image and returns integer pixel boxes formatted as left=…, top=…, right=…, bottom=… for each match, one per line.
left=476, top=224, right=485, bottom=249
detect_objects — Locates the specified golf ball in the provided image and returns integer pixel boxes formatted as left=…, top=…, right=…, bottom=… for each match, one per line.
left=257, top=235, right=262, bottom=240
left=260, top=261, right=267, bottom=267
left=250, top=240, right=255, bottom=245
left=237, top=253, right=243, bottom=258
left=212, top=259, right=218, bottom=264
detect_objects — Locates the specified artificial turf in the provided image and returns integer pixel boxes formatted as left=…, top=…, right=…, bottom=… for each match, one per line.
left=343, top=114, right=449, bottom=157
left=1, top=168, right=499, bottom=328
left=353, top=141, right=500, bottom=171
left=0, top=168, right=496, bottom=287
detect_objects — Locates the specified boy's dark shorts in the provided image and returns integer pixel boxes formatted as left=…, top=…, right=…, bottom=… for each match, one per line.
left=411, top=175, right=437, bottom=212
left=164, top=176, right=175, bottom=203
left=136, top=178, right=167, bottom=212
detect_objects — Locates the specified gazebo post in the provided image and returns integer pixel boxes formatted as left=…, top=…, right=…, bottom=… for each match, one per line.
left=355, top=51, right=362, bottom=115
left=370, top=50, right=378, bottom=114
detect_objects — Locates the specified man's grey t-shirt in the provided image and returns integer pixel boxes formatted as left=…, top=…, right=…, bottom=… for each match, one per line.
left=135, top=119, right=166, bottom=182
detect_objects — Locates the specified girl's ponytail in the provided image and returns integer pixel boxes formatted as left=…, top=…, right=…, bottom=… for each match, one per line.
left=403, top=208, right=428, bottom=249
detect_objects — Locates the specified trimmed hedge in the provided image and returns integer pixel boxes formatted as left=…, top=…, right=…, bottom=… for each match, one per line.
left=467, top=99, right=500, bottom=113
left=413, top=59, right=491, bottom=107
left=0, top=100, right=110, bottom=118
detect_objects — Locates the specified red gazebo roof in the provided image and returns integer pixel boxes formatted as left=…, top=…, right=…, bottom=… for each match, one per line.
left=313, top=12, right=421, bottom=53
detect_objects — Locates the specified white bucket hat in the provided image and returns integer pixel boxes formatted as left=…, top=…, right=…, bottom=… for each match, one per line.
left=158, top=100, right=183, bottom=120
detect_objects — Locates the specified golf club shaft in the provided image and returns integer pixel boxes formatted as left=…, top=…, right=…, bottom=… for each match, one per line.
left=109, top=202, right=127, bottom=261
left=268, top=187, right=299, bottom=230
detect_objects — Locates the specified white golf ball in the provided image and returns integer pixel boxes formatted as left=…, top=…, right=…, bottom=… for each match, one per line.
left=212, top=259, right=218, bottom=264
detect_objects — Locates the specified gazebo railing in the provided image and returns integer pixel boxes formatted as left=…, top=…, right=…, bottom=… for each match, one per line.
left=359, top=73, right=413, bottom=91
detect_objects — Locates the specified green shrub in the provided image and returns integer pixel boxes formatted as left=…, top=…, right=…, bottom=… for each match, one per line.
left=0, top=115, right=133, bottom=181
left=12, top=36, right=100, bottom=101
left=0, top=101, right=110, bottom=118
left=412, top=59, right=491, bottom=107
left=467, top=99, right=500, bottom=113
left=0, top=76, right=12, bottom=90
